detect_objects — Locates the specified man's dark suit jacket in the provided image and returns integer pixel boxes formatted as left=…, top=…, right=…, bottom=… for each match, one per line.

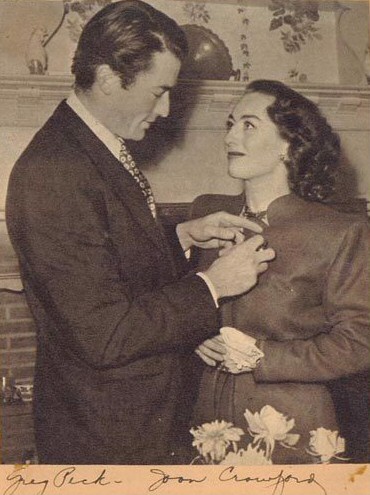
left=6, top=101, right=219, bottom=464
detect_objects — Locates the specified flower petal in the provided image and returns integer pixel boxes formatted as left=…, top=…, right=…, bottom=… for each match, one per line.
left=283, top=433, right=300, bottom=446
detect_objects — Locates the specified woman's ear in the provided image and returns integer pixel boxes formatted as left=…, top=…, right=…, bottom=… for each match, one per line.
left=279, top=142, right=289, bottom=162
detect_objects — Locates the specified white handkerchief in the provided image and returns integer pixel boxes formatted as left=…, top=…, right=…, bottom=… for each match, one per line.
left=220, top=326, right=264, bottom=373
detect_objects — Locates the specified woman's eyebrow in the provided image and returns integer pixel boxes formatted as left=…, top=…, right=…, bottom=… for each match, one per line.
left=227, top=113, right=261, bottom=122
left=239, top=114, right=261, bottom=121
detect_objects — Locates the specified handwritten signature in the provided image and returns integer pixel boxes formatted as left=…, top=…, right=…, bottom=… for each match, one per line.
left=148, top=469, right=207, bottom=492
left=3, top=466, right=122, bottom=495
left=3, top=465, right=328, bottom=495
left=148, top=467, right=327, bottom=495
left=218, top=466, right=328, bottom=495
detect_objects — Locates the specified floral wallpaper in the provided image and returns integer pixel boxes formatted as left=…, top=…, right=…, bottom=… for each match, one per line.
left=61, top=0, right=323, bottom=82
left=63, top=0, right=112, bottom=42
left=0, top=0, right=369, bottom=85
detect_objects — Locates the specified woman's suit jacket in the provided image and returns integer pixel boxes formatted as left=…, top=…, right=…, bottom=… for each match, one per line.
left=191, top=193, right=369, bottom=463
left=6, top=101, right=219, bottom=464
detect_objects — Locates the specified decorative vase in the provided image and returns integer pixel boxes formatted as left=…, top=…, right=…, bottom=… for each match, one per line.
left=25, top=27, right=48, bottom=75
left=364, top=45, right=370, bottom=84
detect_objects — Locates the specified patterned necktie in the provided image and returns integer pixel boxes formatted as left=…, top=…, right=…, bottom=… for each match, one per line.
left=117, top=137, right=157, bottom=220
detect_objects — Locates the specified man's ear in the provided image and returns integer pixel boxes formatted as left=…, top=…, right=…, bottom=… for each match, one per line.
left=95, top=65, right=119, bottom=95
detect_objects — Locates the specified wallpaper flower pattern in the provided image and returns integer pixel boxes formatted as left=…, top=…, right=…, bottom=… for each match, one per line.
left=61, top=0, right=327, bottom=82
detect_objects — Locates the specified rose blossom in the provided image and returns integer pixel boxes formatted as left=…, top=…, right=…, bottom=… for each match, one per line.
left=307, top=427, right=346, bottom=463
left=244, top=405, right=300, bottom=459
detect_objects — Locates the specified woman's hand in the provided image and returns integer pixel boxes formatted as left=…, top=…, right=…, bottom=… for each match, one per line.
left=195, top=334, right=226, bottom=366
left=195, top=327, right=264, bottom=373
left=220, top=326, right=264, bottom=373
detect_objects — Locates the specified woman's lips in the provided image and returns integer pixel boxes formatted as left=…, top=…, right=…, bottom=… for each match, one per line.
left=228, top=151, right=246, bottom=157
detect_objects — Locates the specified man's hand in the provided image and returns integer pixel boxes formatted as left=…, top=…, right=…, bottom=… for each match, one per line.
left=204, top=235, right=275, bottom=299
left=176, top=211, right=263, bottom=251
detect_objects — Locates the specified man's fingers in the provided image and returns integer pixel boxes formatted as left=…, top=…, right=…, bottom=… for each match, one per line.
left=243, top=234, right=265, bottom=250
left=257, top=262, right=268, bottom=273
left=204, top=225, right=241, bottom=242
left=241, top=235, right=275, bottom=256
left=233, top=229, right=245, bottom=245
left=218, top=240, right=235, bottom=249
left=257, top=246, right=275, bottom=261
left=212, top=212, right=263, bottom=233
left=219, top=234, right=267, bottom=254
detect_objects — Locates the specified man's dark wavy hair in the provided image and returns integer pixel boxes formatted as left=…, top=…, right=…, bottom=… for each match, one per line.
left=72, top=0, right=188, bottom=91
left=246, top=79, right=340, bottom=202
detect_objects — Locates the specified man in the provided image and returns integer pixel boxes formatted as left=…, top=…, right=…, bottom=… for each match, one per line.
left=6, top=1, right=274, bottom=465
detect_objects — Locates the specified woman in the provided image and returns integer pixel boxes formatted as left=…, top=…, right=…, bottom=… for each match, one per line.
left=190, top=80, right=369, bottom=464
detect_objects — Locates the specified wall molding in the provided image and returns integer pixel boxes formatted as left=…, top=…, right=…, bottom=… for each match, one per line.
left=1, top=76, right=370, bottom=288
left=0, top=76, right=370, bottom=130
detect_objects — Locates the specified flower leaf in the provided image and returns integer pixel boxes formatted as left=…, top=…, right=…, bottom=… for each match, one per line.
left=270, top=17, right=284, bottom=30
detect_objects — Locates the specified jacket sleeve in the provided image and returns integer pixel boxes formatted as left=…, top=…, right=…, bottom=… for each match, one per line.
left=6, top=153, right=219, bottom=370
left=254, top=220, right=370, bottom=383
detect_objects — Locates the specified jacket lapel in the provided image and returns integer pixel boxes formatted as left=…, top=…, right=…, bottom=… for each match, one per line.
left=53, top=101, right=168, bottom=254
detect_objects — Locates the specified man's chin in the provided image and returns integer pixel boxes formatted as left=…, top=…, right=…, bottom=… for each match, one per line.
left=128, top=130, right=147, bottom=141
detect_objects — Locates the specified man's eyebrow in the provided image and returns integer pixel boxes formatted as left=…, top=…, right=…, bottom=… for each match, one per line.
left=156, top=85, right=172, bottom=91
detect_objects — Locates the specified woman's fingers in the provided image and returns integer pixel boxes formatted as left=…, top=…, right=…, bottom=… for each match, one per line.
left=195, top=349, right=216, bottom=367
left=195, top=336, right=226, bottom=365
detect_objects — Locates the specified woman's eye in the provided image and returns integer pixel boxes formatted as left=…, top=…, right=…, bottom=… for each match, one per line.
left=243, top=121, right=254, bottom=130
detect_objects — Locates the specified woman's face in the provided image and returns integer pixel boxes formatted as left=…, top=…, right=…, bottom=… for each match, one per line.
left=225, top=91, right=289, bottom=182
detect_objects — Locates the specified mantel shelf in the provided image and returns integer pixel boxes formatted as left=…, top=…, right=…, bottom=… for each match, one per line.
left=1, top=74, right=370, bottom=96
left=1, top=75, right=369, bottom=131
left=1, top=76, right=369, bottom=288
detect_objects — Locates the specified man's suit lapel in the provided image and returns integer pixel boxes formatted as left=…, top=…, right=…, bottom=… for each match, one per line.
left=53, top=101, right=168, bottom=254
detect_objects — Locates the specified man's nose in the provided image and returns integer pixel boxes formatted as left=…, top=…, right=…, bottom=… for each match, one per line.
left=155, top=92, right=170, bottom=118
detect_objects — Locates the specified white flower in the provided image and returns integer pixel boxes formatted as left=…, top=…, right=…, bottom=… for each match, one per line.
left=220, top=444, right=272, bottom=465
left=244, top=405, right=300, bottom=459
left=307, top=428, right=346, bottom=463
left=190, top=420, right=244, bottom=463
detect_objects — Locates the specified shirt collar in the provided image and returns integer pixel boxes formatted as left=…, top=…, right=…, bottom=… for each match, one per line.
left=66, top=92, right=121, bottom=160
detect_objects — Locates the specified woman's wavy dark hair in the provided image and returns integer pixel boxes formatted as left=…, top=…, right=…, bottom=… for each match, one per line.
left=246, top=79, right=341, bottom=201
left=72, top=0, right=188, bottom=91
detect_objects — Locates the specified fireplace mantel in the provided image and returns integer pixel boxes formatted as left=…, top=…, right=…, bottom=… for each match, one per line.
left=1, top=76, right=370, bottom=289
left=0, top=75, right=370, bottom=130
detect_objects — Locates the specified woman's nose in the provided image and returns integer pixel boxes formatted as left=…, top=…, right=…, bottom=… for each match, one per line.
left=225, top=126, right=237, bottom=147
